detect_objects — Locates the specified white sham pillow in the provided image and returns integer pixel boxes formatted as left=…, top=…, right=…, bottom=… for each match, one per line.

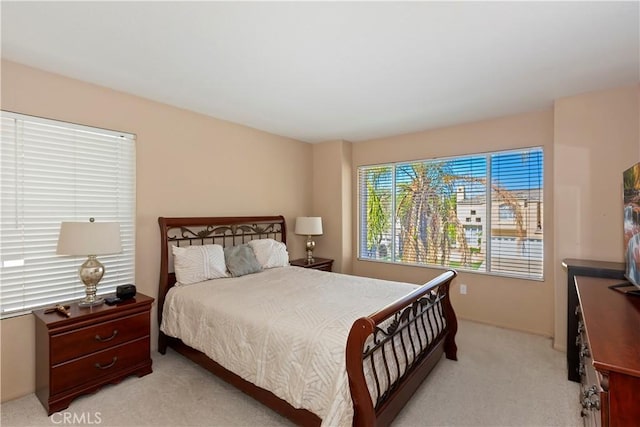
left=172, top=244, right=228, bottom=285
left=247, top=239, right=289, bottom=269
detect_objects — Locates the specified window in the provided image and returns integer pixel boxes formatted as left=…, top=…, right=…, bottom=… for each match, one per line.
left=499, top=204, right=515, bottom=221
left=358, top=147, right=543, bottom=280
left=1, top=112, right=136, bottom=318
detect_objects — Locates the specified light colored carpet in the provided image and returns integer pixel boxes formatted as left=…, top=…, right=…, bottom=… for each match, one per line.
left=1, top=320, right=582, bottom=426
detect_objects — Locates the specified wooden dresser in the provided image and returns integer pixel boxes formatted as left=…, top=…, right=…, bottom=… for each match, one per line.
left=562, top=259, right=626, bottom=382
left=34, top=294, right=154, bottom=415
left=575, top=276, right=640, bottom=426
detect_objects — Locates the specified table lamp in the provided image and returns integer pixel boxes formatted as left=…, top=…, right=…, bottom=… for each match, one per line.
left=294, top=217, right=323, bottom=263
left=56, top=218, right=122, bottom=307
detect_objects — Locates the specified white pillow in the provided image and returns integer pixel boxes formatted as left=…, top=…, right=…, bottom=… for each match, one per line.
left=247, top=239, right=289, bottom=269
left=172, top=244, right=228, bottom=285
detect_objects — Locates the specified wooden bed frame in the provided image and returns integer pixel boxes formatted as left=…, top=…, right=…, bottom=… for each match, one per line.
left=157, top=215, right=458, bottom=426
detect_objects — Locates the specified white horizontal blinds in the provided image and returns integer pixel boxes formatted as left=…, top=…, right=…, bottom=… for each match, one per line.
left=448, top=155, right=487, bottom=272
left=395, top=161, right=433, bottom=264
left=0, top=112, right=136, bottom=318
left=489, top=148, right=543, bottom=279
left=358, top=165, right=393, bottom=261
left=394, top=156, right=487, bottom=271
left=358, top=147, right=544, bottom=280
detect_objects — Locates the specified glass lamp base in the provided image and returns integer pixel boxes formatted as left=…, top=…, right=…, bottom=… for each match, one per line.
left=78, top=296, right=104, bottom=307
left=306, top=236, right=316, bottom=263
left=78, top=255, right=105, bottom=307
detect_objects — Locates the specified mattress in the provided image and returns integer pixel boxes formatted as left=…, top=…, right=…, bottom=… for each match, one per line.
left=160, top=266, right=422, bottom=426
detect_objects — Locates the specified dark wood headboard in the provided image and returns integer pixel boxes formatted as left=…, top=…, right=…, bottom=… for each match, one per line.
left=157, top=215, right=286, bottom=326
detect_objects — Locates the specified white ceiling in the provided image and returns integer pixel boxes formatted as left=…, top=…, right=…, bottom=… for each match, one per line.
left=2, top=1, right=638, bottom=143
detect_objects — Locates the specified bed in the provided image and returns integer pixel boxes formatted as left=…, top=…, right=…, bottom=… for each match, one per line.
left=157, top=215, right=458, bottom=426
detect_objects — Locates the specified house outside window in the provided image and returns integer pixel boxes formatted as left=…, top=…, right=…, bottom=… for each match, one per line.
left=358, top=147, right=544, bottom=280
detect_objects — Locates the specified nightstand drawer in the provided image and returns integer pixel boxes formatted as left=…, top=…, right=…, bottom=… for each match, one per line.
left=50, top=312, right=149, bottom=365
left=50, top=336, right=150, bottom=394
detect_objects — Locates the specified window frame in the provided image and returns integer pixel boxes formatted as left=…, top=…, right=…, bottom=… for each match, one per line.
left=357, top=147, right=544, bottom=281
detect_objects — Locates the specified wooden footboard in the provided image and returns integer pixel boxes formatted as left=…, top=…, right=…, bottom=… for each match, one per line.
left=346, top=270, right=458, bottom=427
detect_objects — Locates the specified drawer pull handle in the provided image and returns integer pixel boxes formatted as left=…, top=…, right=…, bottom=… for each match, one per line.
left=581, top=396, right=600, bottom=411
left=95, top=357, right=118, bottom=370
left=582, top=385, right=597, bottom=398
left=95, top=330, right=118, bottom=342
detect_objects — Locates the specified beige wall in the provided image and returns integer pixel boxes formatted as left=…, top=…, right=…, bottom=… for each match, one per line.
left=351, top=110, right=557, bottom=336
left=1, top=58, right=638, bottom=402
left=348, top=85, right=639, bottom=346
left=0, top=60, right=313, bottom=402
left=311, top=140, right=353, bottom=273
left=553, top=85, right=640, bottom=350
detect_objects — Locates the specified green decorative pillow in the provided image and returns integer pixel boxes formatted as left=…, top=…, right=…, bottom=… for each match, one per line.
left=224, top=244, right=263, bottom=277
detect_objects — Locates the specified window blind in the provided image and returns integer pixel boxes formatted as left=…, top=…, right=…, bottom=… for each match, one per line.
left=358, top=147, right=543, bottom=280
left=0, top=111, right=136, bottom=318
left=394, top=156, right=487, bottom=269
left=490, top=149, right=544, bottom=278
left=358, top=165, right=393, bottom=261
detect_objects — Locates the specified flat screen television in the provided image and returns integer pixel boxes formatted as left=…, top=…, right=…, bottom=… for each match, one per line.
left=622, top=162, right=640, bottom=296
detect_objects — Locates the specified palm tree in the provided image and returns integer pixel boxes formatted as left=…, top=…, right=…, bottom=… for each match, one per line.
left=364, top=167, right=392, bottom=259
left=395, top=162, right=529, bottom=270
left=395, top=162, right=470, bottom=266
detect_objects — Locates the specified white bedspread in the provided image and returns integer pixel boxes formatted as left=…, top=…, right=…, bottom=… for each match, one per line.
left=160, top=266, right=418, bottom=426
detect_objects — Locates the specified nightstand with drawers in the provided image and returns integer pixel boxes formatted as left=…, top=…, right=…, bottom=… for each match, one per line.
left=289, top=257, right=334, bottom=272
left=34, top=293, right=154, bottom=415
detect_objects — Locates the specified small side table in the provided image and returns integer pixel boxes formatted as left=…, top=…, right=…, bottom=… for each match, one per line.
left=34, top=293, right=154, bottom=414
left=290, top=257, right=333, bottom=272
